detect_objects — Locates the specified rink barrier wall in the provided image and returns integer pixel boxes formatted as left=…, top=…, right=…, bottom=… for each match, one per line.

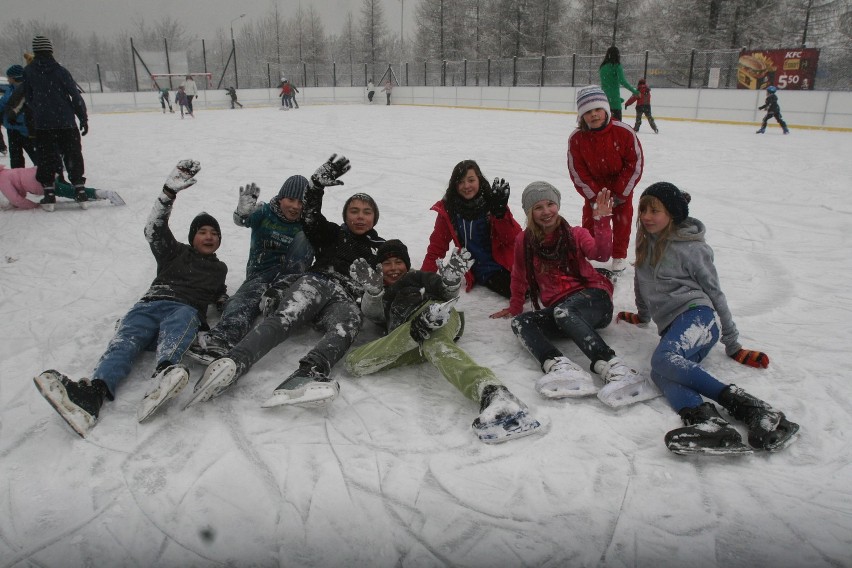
left=85, top=87, right=852, bottom=130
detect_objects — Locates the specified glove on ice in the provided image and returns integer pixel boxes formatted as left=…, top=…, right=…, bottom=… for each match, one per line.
left=731, top=349, right=770, bottom=369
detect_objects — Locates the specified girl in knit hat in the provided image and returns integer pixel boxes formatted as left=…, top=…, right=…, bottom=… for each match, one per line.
left=568, top=84, right=644, bottom=274
left=491, top=182, right=655, bottom=408
left=617, top=182, right=799, bottom=454
left=422, top=159, right=521, bottom=298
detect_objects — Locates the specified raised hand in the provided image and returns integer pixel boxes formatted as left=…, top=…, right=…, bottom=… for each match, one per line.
left=236, top=182, right=261, bottom=216
left=311, top=154, right=351, bottom=188
left=731, top=349, right=770, bottom=369
left=437, top=248, right=474, bottom=288
left=163, top=159, right=201, bottom=195
left=489, top=177, right=510, bottom=217
left=593, top=188, right=614, bottom=219
left=349, top=258, right=384, bottom=295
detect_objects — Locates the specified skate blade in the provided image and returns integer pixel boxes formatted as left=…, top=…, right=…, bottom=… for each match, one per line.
left=260, top=381, right=339, bottom=409
left=183, top=359, right=237, bottom=409
left=137, top=367, right=189, bottom=422
left=537, top=377, right=599, bottom=399
left=473, top=411, right=545, bottom=444
left=763, top=421, right=800, bottom=452
left=597, top=375, right=661, bottom=408
left=668, top=442, right=753, bottom=456
left=78, top=201, right=89, bottom=210
left=33, top=371, right=93, bottom=438
left=41, top=203, right=55, bottom=212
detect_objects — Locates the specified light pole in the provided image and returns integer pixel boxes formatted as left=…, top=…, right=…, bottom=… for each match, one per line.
left=399, top=0, right=404, bottom=53
left=230, top=13, right=245, bottom=89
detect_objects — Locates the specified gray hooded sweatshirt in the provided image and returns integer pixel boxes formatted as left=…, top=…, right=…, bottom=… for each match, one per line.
left=633, top=217, right=741, bottom=356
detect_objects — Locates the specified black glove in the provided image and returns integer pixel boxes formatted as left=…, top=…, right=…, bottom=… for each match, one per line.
left=215, top=293, right=229, bottom=313
left=311, top=154, right=351, bottom=188
left=80, top=122, right=89, bottom=136
left=488, top=177, right=510, bottom=218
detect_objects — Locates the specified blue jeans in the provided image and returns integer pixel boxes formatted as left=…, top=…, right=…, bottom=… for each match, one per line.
left=208, top=232, right=312, bottom=347
left=650, top=306, right=727, bottom=412
left=511, top=287, right=615, bottom=372
left=92, top=300, right=200, bottom=396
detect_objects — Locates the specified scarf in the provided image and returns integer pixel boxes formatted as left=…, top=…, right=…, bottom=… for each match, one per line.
left=523, top=218, right=585, bottom=310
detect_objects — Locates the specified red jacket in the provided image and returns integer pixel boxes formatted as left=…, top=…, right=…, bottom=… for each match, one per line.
left=508, top=219, right=614, bottom=315
left=567, top=120, right=644, bottom=202
left=625, top=83, right=651, bottom=107
left=421, top=200, right=521, bottom=292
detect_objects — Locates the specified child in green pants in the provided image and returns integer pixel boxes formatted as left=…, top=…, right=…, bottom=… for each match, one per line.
left=345, top=239, right=544, bottom=443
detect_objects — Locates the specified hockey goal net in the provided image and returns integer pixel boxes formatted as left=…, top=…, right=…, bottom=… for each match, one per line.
left=151, top=73, right=213, bottom=90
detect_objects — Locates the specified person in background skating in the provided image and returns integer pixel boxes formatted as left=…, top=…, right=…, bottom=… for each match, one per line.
left=568, top=85, right=644, bottom=275
left=618, top=182, right=799, bottom=454
left=33, top=160, right=228, bottom=437
left=366, top=78, right=375, bottom=102
left=226, top=86, right=243, bottom=109
left=756, top=85, right=789, bottom=134
left=381, top=80, right=393, bottom=105
left=186, top=154, right=386, bottom=410
left=422, top=159, right=520, bottom=299
left=175, top=85, right=191, bottom=118
left=624, top=78, right=658, bottom=134
left=599, top=46, right=638, bottom=122
left=23, top=36, right=89, bottom=211
left=279, top=78, right=298, bottom=110
left=1, top=65, right=37, bottom=168
left=346, top=240, right=543, bottom=443
left=186, top=175, right=314, bottom=363
left=158, top=86, right=174, bottom=113
left=0, top=163, right=105, bottom=209
left=181, top=75, right=198, bottom=115
left=491, top=182, right=655, bottom=408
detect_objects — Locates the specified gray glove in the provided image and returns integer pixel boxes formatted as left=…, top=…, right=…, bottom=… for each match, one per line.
left=236, top=182, right=260, bottom=216
left=311, top=154, right=351, bottom=188
left=410, top=298, right=458, bottom=343
left=437, top=248, right=474, bottom=288
left=163, top=159, right=201, bottom=195
left=349, top=258, right=384, bottom=296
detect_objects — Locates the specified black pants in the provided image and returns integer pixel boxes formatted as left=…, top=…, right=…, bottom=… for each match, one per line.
left=34, top=128, right=85, bottom=187
left=483, top=269, right=512, bottom=299
left=7, top=130, right=37, bottom=168
left=633, top=105, right=658, bottom=132
left=610, top=108, right=623, bottom=121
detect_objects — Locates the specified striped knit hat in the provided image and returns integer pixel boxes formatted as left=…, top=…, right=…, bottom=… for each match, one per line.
left=277, top=175, right=309, bottom=201
left=576, top=85, right=610, bottom=125
left=32, top=36, right=53, bottom=54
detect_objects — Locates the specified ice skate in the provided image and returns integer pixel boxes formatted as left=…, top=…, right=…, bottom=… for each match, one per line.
left=473, top=385, right=543, bottom=443
left=756, top=127, right=766, bottom=134
left=183, top=358, right=240, bottom=409
left=535, top=356, right=598, bottom=399
left=74, top=185, right=89, bottom=210
left=665, top=402, right=752, bottom=455
left=184, top=334, right=229, bottom=366
left=33, top=371, right=108, bottom=437
left=611, top=257, right=628, bottom=273
left=260, top=363, right=339, bottom=409
left=137, top=364, right=189, bottom=422
left=719, top=385, right=799, bottom=452
left=40, top=188, right=56, bottom=212
left=595, top=357, right=661, bottom=407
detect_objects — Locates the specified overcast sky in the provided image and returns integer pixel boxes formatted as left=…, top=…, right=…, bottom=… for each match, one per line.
left=4, top=0, right=416, bottom=42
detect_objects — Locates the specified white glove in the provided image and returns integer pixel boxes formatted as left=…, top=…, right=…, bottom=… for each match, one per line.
left=410, top=298, right=458, bottom=343
left=195, top=331, right=211, bottom=349
left=163, top=159, right=201, bottom=194
left=437, top=248, right=474, bottom=288
left=349, top=258, right=383, bottom=296
left=236, top=182, right=260, bottom=216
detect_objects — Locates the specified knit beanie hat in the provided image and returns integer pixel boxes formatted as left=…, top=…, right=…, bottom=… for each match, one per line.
left=576, top=85, right=610, bottom=124
left=188, top=212, right=221, bottom=244
left=6, top=65, right=24, bottom=80
left=377, top=239, right=411, bottom=270
left=277, top=175, right=309, bottom=201
left=32, top=36, right=53, bottom=54
left=521, top=181, right=561, bottom=215
left=343, top=193, right=379, bottom=226
left=641, top=182, right=691, bottom=225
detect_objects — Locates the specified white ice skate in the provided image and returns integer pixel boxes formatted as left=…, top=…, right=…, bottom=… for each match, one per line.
left=137, top=364, right=189, bottom=422
left=594, top=357, right=661, bottom=408
left=536, top=356, right=598, bottom=399
left=183, top=358, right=239, bottom=409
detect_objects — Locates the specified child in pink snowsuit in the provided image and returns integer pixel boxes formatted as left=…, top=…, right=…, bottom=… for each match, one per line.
left=1, top=164, right=97, bottom=209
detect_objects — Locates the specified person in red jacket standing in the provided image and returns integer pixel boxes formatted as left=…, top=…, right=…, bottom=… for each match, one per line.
left=568, top=85, right=644, bottom=274
left=422, top=159, right=521, bottom=298
left=624, top=78, right=658, bottom=134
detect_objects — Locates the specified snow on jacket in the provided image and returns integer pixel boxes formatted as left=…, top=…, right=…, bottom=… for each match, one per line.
left=0, top=165, right=43, bottom=209
left=301, top=184, right=384, bottom=300
left=141, top=194, right=228, bottom=326
left=567, top=119, right=644, bottom=202
left=508, top=218, right=614, bottom=315
left=632, top=217, right=741, bottom=356
left=421, top=199, right=521, bottom=292
left=362, top=270, right=457, bottom=332
left=625, top=83, right=651, bottom=108
left=234, top=201, right=307, bottom=279
left=23, top=55, right=87, bottom=130
left=181, top=78, right=198, bottom=97
left=0, top=83, right=28, bottom=135
left=599, top=62, right=638, bottom=110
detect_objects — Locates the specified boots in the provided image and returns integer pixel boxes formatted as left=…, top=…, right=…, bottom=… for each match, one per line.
left=40, top=185, right=56, bottom=212
left=664, top=402, right=751, bottom=455
left=718, top=385, right=799, bottom=451
left=33, top=371, right=110, bottom=437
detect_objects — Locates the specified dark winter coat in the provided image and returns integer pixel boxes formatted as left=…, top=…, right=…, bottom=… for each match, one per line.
left=759, top=93, right=781, bottom=114
left=141, top=194, right=228, bottom=326
left=175, top=90, right=189, bottom=106
left=301, top=184, right=384, bottom=300
left=23, top=55, right=87, bottom=130
left=235, top=201, right=305, bottom=279
left=378, top=270, right=456, bottom=331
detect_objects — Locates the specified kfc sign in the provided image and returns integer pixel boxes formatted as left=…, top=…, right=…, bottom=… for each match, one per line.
left=737, top=48, right=820, bottom=90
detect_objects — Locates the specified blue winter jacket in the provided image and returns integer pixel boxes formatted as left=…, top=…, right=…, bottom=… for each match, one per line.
left=0, top=84, right=28, bottom=135
left=23, top=55, right=87, bottom=130
left=235, top=202, right=309, bottom=279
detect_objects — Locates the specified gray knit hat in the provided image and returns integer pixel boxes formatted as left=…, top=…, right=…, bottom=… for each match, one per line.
left=576, top=85, right=610, bottom=125
left=32, top=36, right=53, bottom=54
left=521, top=181, right=561, bottom=215
left=277, top=175, right=309, bottom=201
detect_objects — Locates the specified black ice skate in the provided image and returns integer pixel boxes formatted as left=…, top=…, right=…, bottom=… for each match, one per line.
left=665, top=402, right=752, bottom=455
left=33, top=371, right=109, bottom=437
left=719, top=385, right=799, bottom=452
left=261, top=362, right=339, bottom=409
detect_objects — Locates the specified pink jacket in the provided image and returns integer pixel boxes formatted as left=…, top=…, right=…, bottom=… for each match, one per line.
left=0, top=165, right=43, bottom=209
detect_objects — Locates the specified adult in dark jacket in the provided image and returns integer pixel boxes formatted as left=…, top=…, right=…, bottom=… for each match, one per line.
left=187, top=154, right=386, bottom=410
left=23, top=36, right=89, bottom=209
left=33, top=160, right=228, bottom=437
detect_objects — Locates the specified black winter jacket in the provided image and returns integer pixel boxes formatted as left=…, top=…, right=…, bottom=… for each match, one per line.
left=23, top=55, right=87, bottom=130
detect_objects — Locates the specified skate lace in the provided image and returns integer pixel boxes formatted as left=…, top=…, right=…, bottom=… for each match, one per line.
left=550, top=357, right=582, bottom=374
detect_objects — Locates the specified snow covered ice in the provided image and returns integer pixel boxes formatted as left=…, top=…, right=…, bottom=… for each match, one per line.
left=1, top=103, right=851, bottom=567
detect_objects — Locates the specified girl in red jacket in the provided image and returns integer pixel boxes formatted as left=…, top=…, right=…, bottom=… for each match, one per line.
left=568, top=85, right=644, bottom=274
left=421, top=159, right=521, bottom=298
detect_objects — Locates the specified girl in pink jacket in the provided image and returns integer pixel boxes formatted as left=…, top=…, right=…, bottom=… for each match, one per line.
left=0, top=165, right=98, bottom=209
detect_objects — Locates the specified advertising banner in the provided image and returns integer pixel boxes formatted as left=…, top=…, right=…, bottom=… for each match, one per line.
left=737, top=48, right=820, bottom=90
